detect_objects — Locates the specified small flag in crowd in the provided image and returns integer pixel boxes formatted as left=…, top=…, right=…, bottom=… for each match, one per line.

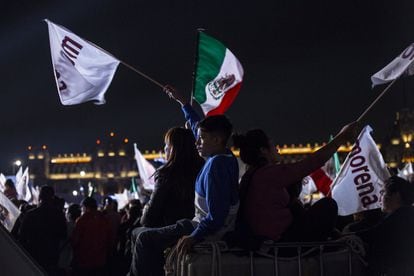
left=113, top=189, right=129, bottom=211
left=130, top=178, right=139, bottom=200
left=0, top=191, right=21, bottom=232
left=193, top=32, right=244, bottom=116
left=45, top=19, right=120, bottom=105
left=15, top=166, right=23, bottom=185
left=0, top=173, right=6, bottom=192
left=331, top=126, right=391, bottom=216
left=371, top=43, right=414, bottom=87
left=133, top=143, right=156, bottom=190
left=311, top=138, right=341, bottom=196
left=30, top=185, right=40, bottom=206
left=300, top=136, right=341, bottom=203
left=15, top=167, right=31, bottom=202
left=397, top=162, right=413, bottom=180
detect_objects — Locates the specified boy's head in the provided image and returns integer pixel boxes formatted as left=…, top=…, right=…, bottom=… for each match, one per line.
left=39, top=185, right=55, bottom=204
left=196, top=115, right=233, bottom=158
left=81, top=197, right=98, bottom=213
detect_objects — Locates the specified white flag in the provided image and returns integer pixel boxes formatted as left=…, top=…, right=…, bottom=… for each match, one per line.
left=397, top=162, right=413, bottom=180
left=113, top=189, right=129, bottom=211
left=331, top=126, right=391, bottom=216
left=0, top=191, right=21, bottom=232
left=30, top=185, right=40, bottom=206
left=0, top=173, right=6, bottom=193
left=371, top=43, right=414, bottom=87
left=15, top=167, right=23, bottom=186
left=133, top=143, right=156, bottom=190
left=45, top=19, right=120, bottom=105
left=15, top=167, right=31, bottom=202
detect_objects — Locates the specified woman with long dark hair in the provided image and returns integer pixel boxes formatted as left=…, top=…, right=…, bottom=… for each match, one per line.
left=231, top=122, right=358, bottom=246
left=140, top=127, right=204, bottom=227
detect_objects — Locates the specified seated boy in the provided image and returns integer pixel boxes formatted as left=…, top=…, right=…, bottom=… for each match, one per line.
left=128, top=87, right=239, bottom=276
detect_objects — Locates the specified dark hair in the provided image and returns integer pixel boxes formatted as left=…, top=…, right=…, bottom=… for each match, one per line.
left=67, top=203, right=81, bottom=221
left=54, top=196, right=65, bottom=211
left=5, top=179, right=15, bottom=189
left=233, top=129, right=270, bottom=167
left=39, top=185, right=55, bottom=202
left=385, top=176, right=414, bottom=205
left=82, top=197, right=97, bottom=209
left=198, top=115, right=233, bottom=145
left=128, top=205, right=142, bottom=220
left=155, top=127, right=204, bottom=199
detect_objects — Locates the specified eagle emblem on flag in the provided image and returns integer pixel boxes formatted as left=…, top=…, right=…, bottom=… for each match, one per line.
left=207, top=74, right=236, bottom=100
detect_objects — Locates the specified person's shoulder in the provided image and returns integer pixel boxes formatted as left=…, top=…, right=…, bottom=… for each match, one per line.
left=21, top=206, right=38, bottom=220
left=210, top=150, right=236, bottom=162
left=256, top=162, right=284, bottom=172
left=398, top=206, right=414, bottom=217
left=207, top=153, right=235, bottom=167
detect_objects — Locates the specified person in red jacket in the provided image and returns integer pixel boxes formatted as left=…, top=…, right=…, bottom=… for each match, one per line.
left=72, top=197, right=115, bottom=276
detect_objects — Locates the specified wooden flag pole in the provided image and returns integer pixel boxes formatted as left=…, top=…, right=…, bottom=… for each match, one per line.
left=190, top=28, right=205, bottom=107
left=357, top=78, right=399, bottom=122
left=118, top=60, right=165, bottom=89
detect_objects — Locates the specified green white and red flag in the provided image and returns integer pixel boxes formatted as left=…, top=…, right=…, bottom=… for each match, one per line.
left=193, top=32, right=244, bottom=116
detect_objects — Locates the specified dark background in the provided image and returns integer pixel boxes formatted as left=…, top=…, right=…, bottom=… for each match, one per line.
left=1, top=0, right=414, bottom=173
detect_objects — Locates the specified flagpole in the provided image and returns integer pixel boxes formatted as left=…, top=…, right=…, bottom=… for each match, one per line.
left=118, top=60, right=165, bottom=89
left=45, top=19, right=167, bottom=90
left=87, top=41, right=166, bottom=89
left=190, top=28, right=204, bottom=106
left=356, top=77, right=399, bottom=122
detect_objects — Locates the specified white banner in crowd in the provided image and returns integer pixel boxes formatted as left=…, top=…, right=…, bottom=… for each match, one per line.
left=371, top=43, right=414, bottom=87
left=0, top=191, right=21, bottom=232
left=113, top=189, right=129, bottom=211
left=331, top=126, right=391, bottom=216
left=133, top=143, right=156, bottom=190
left=45, top=19, right=120, bottom=105
left=397, top=162, right=413, bottom=180
left=15, top=167, right=31, bottom=202
left=15, top=167, right=23, bottom=185
left=0, top=174, right=6, bottom=192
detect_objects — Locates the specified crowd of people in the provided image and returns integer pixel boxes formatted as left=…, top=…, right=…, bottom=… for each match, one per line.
left=3, top=86, right=414, bottom=276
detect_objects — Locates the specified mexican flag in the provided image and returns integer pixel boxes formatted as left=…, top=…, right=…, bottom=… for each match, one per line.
left=193, top=32, right=244, bottom=116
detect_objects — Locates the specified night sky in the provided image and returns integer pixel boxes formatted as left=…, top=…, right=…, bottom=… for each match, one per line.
left=2, top=0, right=414, bottom=172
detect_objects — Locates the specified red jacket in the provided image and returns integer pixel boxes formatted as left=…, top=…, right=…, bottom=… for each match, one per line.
left=72, top=210, right=115, bottom=268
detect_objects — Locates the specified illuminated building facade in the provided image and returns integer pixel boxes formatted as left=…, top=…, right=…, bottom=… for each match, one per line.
left=25, top=109, right=414, bottom=200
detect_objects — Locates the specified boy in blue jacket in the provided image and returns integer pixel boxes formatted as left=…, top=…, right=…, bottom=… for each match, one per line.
left=128, top=86, right=239, bottom=276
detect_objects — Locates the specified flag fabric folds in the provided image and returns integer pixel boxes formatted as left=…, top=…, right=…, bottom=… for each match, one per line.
left=15, top=167, right=31, bottom=202
left=45, top=19, right=120, bottom=105
left=0, top=191, right=21, bottom=232
left=129, top=178, right=139, bottom=200
left=15, top=167, right=22, bottom=185
left=193, top=32, right=244, bottom=116
left=371, top=43, right=414, bottom=87
left=331, top=126, right=391, bottom=216
left=397, top=162, right=413, bottom=180
left=113, top=189, right=129, bottom=211
left=30, top=185, right=40, bottom=206
left=0, top=174, right=6, bottom=192
left=300, top=136, right=341, bottom=203
left=133, top=143, right=156, bottom=190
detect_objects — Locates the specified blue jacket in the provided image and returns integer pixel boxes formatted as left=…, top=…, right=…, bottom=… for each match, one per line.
left=182, top=104, right=239, bottom=240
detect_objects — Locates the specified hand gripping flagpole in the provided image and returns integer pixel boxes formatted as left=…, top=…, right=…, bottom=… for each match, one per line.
left=356, top=77, right=399, bottom=122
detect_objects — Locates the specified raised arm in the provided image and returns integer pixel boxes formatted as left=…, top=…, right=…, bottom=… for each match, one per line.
left=282, top=121, right=360, bottom=184
left=164, top=85, right=202, bottom=137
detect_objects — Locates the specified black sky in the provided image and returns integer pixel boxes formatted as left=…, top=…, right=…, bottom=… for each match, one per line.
left=1, top=0, right=414, bottom=172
